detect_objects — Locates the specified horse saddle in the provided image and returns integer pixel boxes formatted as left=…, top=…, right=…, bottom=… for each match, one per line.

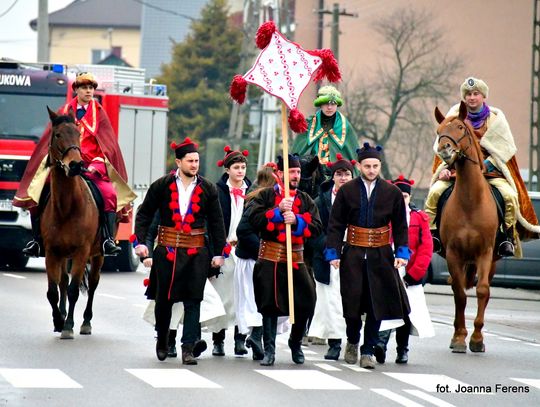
left=81, top=176, right=105, bottom=214
left=435, top=183, right=505, bottom=233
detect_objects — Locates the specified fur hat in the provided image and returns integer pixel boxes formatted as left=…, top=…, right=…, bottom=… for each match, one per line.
left=277, top=154, right=301, bottom=171
left=391, top=174, right=414, bottom=195
left=326, top=153, right=355, bottom=175
left=72, top=72, right=98, bottom=91
left=314, top=85, right=343, bottom=107
left=171, top=137, right=199, bottom=159
left=460, top=77, right=489, bottom=99
left=217, top=145, right=249, bottom=168
left=356, top=142, right=382, bottom=162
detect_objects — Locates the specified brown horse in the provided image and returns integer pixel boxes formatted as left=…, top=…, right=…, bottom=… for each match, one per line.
left=434, top=101, right=499, bottom=353
left=43, top=107, right=104, bottom=339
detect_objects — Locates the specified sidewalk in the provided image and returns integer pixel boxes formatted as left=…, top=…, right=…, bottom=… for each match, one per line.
left=424, top=283, right=540, bottom=301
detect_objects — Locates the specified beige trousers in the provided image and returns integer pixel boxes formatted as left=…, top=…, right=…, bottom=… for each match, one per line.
left=424, top=178, right=518, bottom=230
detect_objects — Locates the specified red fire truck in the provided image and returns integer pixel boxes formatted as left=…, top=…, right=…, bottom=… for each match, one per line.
left=0, top=61, right=168, bottom=271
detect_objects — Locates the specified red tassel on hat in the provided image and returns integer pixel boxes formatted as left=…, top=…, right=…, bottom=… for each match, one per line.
left=308, top=49, right=341, bottom=83
left=242, top=150, right=249, bottom=157
left=288, top=108, right=307, bottom=133
left=256, top=21, right=276, bottom=49
left=230, top=75, right=247, bottom=104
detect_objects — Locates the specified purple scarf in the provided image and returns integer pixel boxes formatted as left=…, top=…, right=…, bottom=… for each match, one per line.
left=467, top=103, right=490, bottom=129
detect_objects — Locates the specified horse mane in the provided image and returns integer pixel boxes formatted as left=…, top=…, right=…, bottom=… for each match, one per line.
left=51, top=114, right=75, bottom=127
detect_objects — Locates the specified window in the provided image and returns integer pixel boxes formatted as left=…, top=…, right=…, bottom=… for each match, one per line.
left=91, top=49, right=109, bottom=64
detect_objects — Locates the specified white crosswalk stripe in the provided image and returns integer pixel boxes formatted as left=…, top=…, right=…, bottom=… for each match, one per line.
left=403, top=389, right=457, bottom=407
left=313, top=363, right=341, bottom=371
left=255, top=369, right=360, bottom=390
left=125, top=368, right=221, bottom=388
left=510, top=378, right=540, bottom=390
left=371, top=388, right=424, bottom=407
left=0, top=368, right=82, bottom=388
left=383, top=373, right=473, bottom=394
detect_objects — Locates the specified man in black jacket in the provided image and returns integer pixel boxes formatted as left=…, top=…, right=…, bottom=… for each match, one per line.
left=133, top=138, right=226, bottom=365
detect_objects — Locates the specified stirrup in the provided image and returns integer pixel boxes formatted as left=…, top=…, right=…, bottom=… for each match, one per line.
left=432, top=236, right=442, bottom=254
left=103, top=239, right=122, bottom=256
left=497, top=240, right=515, bottom=257
left=22, top=240, right=41, bottom=258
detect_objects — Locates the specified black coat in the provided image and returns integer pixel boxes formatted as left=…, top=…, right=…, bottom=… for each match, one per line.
left=309, top=180, right=333, bottom=284
left=134, top=173, right=226, bottom=302
left=248, top=186, right=323, bottom=317
left=235, top=198, right=260, bottom=260
left=216, top=173, right=252, bottom=236
left=326, top=177, right=410, bottom=320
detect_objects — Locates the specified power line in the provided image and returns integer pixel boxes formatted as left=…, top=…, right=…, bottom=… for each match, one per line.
left=0, top=0, right=18, bottom=19
left=131, top=0, right=196, bottom=21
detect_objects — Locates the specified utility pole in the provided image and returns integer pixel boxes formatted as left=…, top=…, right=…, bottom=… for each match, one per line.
left=530, top=0, right=540, bottom=191
left=37, top=0, right=49, bottom=62
left=316, top=2, right=357, bottom=62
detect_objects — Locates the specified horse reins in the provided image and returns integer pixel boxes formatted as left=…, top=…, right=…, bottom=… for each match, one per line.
left=50, top=143, right=88, bottom=174
left=438, top=120, right=479, bottom=166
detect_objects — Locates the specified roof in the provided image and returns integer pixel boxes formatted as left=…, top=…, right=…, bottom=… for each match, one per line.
left=30, top=0, right=141, bottom=30
left=97, top=53, right=133, bottom=67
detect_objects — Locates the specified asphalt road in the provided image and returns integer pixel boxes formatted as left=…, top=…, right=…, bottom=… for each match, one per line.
left=0, top=259, right=539, bottom=407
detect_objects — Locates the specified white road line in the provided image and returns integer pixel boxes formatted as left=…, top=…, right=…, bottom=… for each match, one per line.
left=302, top=349, right=318, bottom=355
left=497, top=337, right=520, bottom=342
left=341, top=364, right=372, bottom=372
left=483, top=332, right=497, bottom=337
left=313, top=363, right=341, bottom=372
left=255, top=369, right=359, bottom=390
left=2, top=273, right=26, bottom=279
left=525, top=343, right=540, bottom=347
left=96, top=293, right=125, bottom=300
left=0, top=368, right=82, bottom=388
left=404, top=389, right=457, bottom=407
left=371, top=389, right=424, bottom=407
left=510, top=378, right=540, bottom=390
left=305, top=356, right=327, bottom=362
left=383, top=373, right=470, bottom=393
left=125, top=369, right=221, bottom=388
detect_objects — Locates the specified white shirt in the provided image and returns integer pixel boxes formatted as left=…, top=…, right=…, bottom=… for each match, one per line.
left=362, top=178, right=377, bottom=199
left=226, top=179, right=247, bottom=242
left=175, top=171, right=197, bottom=216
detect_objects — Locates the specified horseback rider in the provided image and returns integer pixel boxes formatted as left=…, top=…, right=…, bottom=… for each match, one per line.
left=292, top=86, right=359, bottom=167
left=13, top=72, right=136, bottom=257
left=425, top=76, right=540, bottom=257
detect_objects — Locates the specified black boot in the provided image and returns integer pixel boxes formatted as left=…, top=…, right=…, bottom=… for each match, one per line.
left=375, top=329, right=391, bottom=364
left=192, top=339, right=207, bottom=358
left=156, top=330, right=169, bottom=361
left=288, top=338, right=305, bottom=364
left=181, top=343, right=197, bottom=365
left=324, top=339, right=342, bottom=360
left=167, top=329, right=177, bottom=358
left=102, top=212, right=122, bottom=256
left=246, top=326, right=264, bottom=361
left=431, top=229, right=442, bottom=254
left=395, top=347, right=409, bottom=364
left=260, top=316, right=277, bottom=366
left=22, top=214, right=42, bottom=258
left=234, top=326, right=248, bottom=355
left=212, top=342, right=225, bottom=356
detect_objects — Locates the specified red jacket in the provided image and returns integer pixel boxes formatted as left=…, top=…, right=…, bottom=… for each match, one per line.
left=406, top=208, right=433, bottom=282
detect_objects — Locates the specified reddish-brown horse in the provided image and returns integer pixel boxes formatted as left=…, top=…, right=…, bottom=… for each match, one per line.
left=43, top=107, right=104, bottom=339
left=434, top=101, right=499, bottom=353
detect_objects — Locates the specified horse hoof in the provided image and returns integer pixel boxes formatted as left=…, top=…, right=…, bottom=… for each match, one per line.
left=60, top=329, right=74, bottom=339
left=469, top=341, right=485, bottom=353
left=451, top=342, right=467, bottom=353
left=80, top=324, right=92, bottom=335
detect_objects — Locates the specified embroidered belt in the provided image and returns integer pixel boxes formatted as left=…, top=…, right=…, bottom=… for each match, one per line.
left=258, top=239, right=304, bottom=263
left=346, top=224, right=390, bottom=248
left=157, top=225, right=205, bottom=248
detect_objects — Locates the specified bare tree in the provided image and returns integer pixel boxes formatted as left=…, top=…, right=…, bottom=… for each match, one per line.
left=343, top=8, right=462, bottom=183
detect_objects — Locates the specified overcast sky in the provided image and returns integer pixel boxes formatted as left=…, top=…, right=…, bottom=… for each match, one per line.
left=0, top=0, right=73, bottom=62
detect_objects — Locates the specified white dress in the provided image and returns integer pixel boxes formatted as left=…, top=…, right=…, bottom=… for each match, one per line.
left=308, top=264, right=346, bottom=339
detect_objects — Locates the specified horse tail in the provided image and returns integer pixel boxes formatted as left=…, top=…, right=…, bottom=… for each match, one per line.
left=465, top=263, right=477, bottom=289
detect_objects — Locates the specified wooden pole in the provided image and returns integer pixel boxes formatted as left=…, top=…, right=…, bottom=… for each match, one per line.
left=280, top=102, right=295, bottom=324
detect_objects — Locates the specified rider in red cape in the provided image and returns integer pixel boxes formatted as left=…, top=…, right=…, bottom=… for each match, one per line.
left=14, top=72, right=136, bottom=256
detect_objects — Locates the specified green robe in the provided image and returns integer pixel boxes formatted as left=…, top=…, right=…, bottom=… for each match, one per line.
left=292, top=110, right=359, bottom=164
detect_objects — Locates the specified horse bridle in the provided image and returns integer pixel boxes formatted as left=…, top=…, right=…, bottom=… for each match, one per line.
left=50, top=143, right=86, bottom=174
left=438, top=119, right=479, bottom=165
